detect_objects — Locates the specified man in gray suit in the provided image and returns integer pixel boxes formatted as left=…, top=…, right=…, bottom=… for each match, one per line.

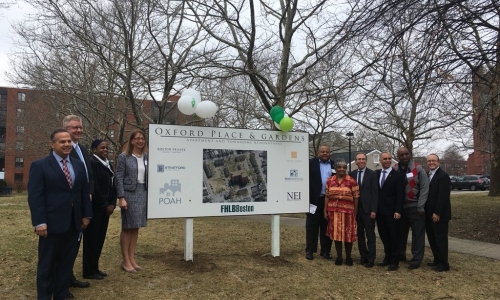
left=349, top=152, right=379, bottom=267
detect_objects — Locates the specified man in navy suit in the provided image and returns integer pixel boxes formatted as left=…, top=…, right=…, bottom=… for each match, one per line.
left=63, top=115, right=94, bottom=288
left=28, top=129, right=92, bottom=300
left=376, top=152, right=405, bottom=271
left=425, top=154, right=451, bottom=272
left=349, top=152, right=379, bottom=267
left=305, top=145, right=334, bottom=260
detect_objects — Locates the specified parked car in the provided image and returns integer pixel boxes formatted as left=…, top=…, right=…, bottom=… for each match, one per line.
left=451, top=175, right=490, bottom=191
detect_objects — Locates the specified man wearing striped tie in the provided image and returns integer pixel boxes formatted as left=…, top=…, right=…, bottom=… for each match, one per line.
left=28, top=129, right=92, bottom=300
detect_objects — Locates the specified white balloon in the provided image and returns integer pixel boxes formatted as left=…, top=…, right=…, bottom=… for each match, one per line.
left=177, top=95, right=197, bottom=115
left=182, top=88, right=201, bottom=105
left=196, top=101, right=218, bottom=118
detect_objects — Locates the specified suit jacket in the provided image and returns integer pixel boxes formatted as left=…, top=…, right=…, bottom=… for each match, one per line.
left=90, top=156, right=117, bottom=211
left=70, top=143, right=95, bottom=194
left=377, top=169, right=406, bottom=217
left=115, top=152, right=148, bottom=198
left=349, top=168, right=379, bottom=214
left=28, top=153, right=92, bottom=234
left=309, top=157, right=334, bottom=205
left=425, top=167, right=452, bottom=221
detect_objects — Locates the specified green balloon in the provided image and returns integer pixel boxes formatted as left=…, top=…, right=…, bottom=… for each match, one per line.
left=279, top=116, right=294, bottom=132
left=270, top=106, right=285, bottom=123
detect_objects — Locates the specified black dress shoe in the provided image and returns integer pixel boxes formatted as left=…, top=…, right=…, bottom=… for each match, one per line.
left=83, top=274, right=104, bottom=280
left=305, top=252, right=313, bottom=260
left=96, top=270, right=108, bottom=277
left=364, top=262, right=374, bottom=268
left=320, top=252, right=332, bottom=259
left=345, top=257, right=353, bottom=266
left=377, top=261, right=389, bottom=267
left=408, top=263, right=420, bottom=270
left=358, top=258, right=368, bottom=265
left=427, top=262, right=438, bottom=267
left=334, top=257, right=343, bottom=266
left=388, top=264, right=398, bottom=271
left=70, top=279, right=90, bottom=288
left=432, top=265, right=450, bottom=272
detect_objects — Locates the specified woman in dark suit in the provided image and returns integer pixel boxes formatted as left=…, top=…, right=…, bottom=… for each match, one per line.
left=82, top=139, right=116, bottom=279
left=116, top=130, right=148, bottom=272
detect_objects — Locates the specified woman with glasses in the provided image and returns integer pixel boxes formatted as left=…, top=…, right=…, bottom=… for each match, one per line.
left=116, top=130, right=148, bottom=272
left=82, top=139, right=116, bottom=279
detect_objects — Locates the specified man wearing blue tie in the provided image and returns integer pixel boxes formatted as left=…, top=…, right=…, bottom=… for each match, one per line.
left=63, top=115, right=95, bottom=288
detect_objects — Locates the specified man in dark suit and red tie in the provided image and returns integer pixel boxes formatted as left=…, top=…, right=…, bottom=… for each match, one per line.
left=305, top=145, right=334, bottom=260
left=349, top=152, right=379, bottom=268
left=376, top=152, right=405, bottom=271
left=28, top=129, right=92, bottom=300
left=425, top=154, right=451, bottom=272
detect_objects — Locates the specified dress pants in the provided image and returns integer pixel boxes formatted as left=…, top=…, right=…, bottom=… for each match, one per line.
left=305, top=196, right=332, bottom=254
left=399, top=207, right=426, bottom=265
left=377, top=215, right=400, bottom=265
left=425, top=216, right=449, bottom=268
left=37, top=225, right=79, bottom=300
left=83, top=208, right=110, bottom=277
left=357, top=205, right=376, bottom=263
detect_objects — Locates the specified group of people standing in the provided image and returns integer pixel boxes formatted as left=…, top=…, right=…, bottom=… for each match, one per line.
left=306, top=145, right=452, bottom=273
left=27, top=115, right=149, bottom=300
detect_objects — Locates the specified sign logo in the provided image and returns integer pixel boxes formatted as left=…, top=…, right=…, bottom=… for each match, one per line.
left=159, top=179, right=182, bottom=204
left=157, top=164, right=186, bottom=172
left=290, top=169, right=298, bottom=177
left=287, top=191, right=301, bottom=201
left=290, top=151, right=297, bottom=158
left=285, top=169, right=303, bottom=181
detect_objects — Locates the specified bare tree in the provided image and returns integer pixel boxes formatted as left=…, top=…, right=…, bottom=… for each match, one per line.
left=11, top=0, right=212, bottom=147
left=432, top=0, right=500, bottom=195
left=336, top=7, right=471, bottom=156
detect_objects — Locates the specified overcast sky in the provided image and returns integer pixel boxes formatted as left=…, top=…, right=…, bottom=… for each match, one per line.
left=0, top=1, right=32, bottom=86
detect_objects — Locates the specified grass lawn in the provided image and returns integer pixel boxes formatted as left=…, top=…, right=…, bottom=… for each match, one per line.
left=1, top=192, right=499, bottom=299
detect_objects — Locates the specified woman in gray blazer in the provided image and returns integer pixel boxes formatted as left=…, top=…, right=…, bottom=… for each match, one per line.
left=116, top=130, right=148, bottom=272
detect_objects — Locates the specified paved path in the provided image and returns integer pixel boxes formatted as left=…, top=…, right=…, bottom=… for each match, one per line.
left=236, top=215, right=500, bottom=260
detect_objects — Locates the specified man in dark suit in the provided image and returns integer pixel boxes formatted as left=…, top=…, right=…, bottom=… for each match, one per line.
left=305, top=145, right=334, bottom=260
left=376, top=152, right=405, bottom=271
left=425, top=154, right=451, bottom=272
left=28, top=129, right=92, bottom=300
left=63, top=115, right=95, bottom=288
left=349, top=152, right=378, bottom=267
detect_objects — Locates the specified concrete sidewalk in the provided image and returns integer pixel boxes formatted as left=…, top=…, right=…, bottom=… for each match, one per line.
left=236, top=215, right=500, bottom=260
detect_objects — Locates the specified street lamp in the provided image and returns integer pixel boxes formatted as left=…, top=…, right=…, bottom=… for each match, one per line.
left=346, top=131, right=354, bottom=172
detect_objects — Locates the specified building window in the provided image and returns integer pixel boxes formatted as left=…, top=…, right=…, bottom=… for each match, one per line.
left=15, top=141, right=24, bottom=151
left=16, top=125, right=25, bottom=134
left=15, top=157, right=24, bottom=168
left=109, top=130, right=115, bottom=138
left=17, top=92, right=26, bottom=102
left=17, top=108, right=24, bottom=118
left=14, top=173, right=23, bottom=182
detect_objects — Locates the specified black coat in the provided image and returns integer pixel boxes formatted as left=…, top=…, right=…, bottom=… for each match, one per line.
left=309, top=158, right=334, bottom=205
left=425, top=168, right=452, bottom=221
left=90, top=156, right=117, bottom=210
left=377, top=169, right=406, bottom=217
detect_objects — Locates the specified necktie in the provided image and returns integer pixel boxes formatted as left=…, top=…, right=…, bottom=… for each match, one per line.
left=358, top=170, right=363, bottom=185
left=62, top=159, right=73, bottom=188
left=381, top=170, right=387, bottom=187
left=75, top=144, right=89, bottom=182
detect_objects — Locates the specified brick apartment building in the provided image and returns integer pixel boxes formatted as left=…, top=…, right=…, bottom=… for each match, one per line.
left=0, top=86, right=187, bottom=190
left=467, top=68, right=495, bottom=175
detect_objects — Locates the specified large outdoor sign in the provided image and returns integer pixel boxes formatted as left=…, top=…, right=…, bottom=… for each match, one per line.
left=147, top=125, right=309, bottom=218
